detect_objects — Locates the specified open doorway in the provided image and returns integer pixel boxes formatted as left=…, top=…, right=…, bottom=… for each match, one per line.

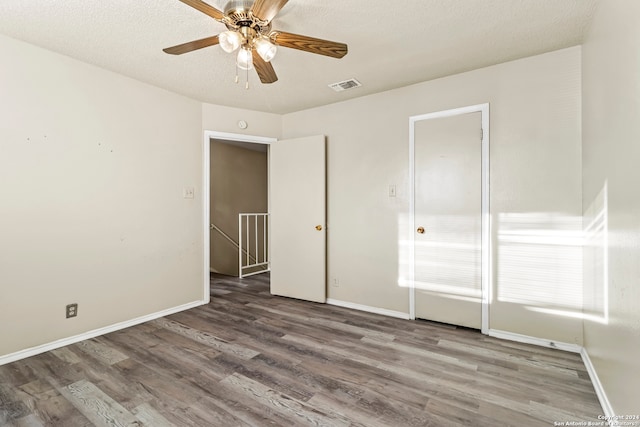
left=210, top=138, right=268, bottom=277
left=205, top=132, right=275, bottom=286
left=202, top=131, right=327, bottom=304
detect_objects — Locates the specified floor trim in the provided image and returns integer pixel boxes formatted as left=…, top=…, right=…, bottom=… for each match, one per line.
left=324, top=307, right=610, bottom=416
left=580, top=348, right=614, bottom=417
left=488, top=329, right=612, bottom=416
left=2, top=294, right=612, bottom=419
left=326, top=299, right=411, bottom=320
left=488, top=329, right=582, bottom=353
left=0, top=300, right=205, bottom=366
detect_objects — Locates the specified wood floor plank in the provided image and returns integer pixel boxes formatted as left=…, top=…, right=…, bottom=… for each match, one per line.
left=0, top=273, right=603, bottom=426
left=131, top=402, right=173, bottom=427
left=361, top=336, right=480, bottom=371
left=6, top=413, right=46, bottom=427
left=306, top=393, right=392, bottom=427
left=59, top=380, right=139, bottom=427
left=50, top=348, right=82, bottom=365
left=149, top=318, right=260, bottom=360
left=220, top=372, right=352, bottom=427
left=246, top=303, right=397, bottom=342
left=110, top=358, right=252, bottom=426
left=12, top=380, right=91, bottom=426
left=74, top=339, right=128, bottom=366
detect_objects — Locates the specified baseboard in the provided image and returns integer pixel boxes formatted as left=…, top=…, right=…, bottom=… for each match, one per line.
left=326, top=299, right=411, bottom=320
left=1, top=300, right=614, bottom=419
left=580, top=348, right=614, bottom=417
left=0, top=299, right=206, bottom=366
left=488, top=329, right=582, bottom=353
left=488, top=329, right=614, bottom=416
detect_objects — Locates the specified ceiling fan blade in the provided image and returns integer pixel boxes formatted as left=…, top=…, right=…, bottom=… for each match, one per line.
left=251, top=0, right=289, bottom=22
left=177, top=0, right=224, bottom=20
left=253, top=51, right=278, bottom=83
left=272, top=31, right=348, bottom=58
left=163, top=35, right=220, bottom=55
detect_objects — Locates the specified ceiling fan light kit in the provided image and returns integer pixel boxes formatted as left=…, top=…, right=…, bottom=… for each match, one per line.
left=236, top=46, right=253, bottom=70
left=163, top=0, right=348, bottom=88
left=254, top=37, right=277, bottom=62
left=219, top=30, right=242, bottom=53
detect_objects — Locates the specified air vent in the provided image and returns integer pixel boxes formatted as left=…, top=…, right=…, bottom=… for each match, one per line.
left=329, top=78, right=362, bottom=92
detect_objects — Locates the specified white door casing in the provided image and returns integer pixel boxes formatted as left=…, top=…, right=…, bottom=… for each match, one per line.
left=409, top=104, right=490, bottom=333
left=203, top=130, right=276, bottom=303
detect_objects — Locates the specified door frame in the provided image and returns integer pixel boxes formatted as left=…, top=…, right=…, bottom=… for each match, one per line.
left=202, top=130, right=277, bottom=303
left=408, top=103, right=490, bottom=333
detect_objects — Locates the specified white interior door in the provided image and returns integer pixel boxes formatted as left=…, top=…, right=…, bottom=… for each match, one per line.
left=413, top=111, right=483, bottom=329
left=269, top=135, right=326, bottom=303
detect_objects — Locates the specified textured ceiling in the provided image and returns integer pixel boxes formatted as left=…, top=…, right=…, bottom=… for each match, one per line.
left=0, top=0, right=597, bottom=114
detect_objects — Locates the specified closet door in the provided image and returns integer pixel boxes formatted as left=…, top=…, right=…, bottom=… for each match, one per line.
left=414, top=112, right=482, bottom=328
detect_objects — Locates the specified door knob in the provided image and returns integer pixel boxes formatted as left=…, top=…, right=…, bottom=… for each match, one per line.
left=417, top=226, right=425, bottom=234
left=315, top=225, right=323, bottom=231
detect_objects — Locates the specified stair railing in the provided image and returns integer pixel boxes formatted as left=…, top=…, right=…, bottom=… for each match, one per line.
left=238, top=213, right=270, bottom=278
left=210, top=223, right=257, bottom=265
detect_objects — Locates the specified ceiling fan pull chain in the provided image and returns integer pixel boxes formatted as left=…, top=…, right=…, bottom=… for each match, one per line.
left=246, top=66, right=250, bottom=89
left=235, top=65, right=239, bottom=84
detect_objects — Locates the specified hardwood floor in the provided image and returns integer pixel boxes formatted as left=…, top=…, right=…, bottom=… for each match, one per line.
left=1, top=273, right=603, bottom=426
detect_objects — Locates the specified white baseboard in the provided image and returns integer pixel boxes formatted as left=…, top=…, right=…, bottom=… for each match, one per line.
left=326, top=299, right=411, bottom=320
left=0, top=299, right=206, bottom=366
left=1, top=297, right=614, bottom=420
left=580, top=348, right=614, bottom=417
left=488, top=329, right=614, bottom=417
left=488, top=329, right=582, bottom=353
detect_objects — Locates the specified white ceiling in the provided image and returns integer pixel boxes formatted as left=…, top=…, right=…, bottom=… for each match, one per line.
left=0, top=0, right=597, bottom=114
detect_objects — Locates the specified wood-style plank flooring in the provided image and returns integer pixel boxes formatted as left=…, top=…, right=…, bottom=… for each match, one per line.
left=1, top=273, right=603, bottom=426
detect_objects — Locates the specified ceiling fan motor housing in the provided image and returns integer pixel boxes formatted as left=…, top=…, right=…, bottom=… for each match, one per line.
left=223, top=0, right=253, bottom=14
left=223, top=0, right=271, bottom=34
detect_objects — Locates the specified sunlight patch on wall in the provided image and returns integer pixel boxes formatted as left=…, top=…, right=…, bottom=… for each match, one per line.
left=397, top=213, right=481, bottom=300
left=497, top=213, right=583, bottom=309
left=413, top=215, right=481, bottom=298
left=583, top=182, right=609, bottom=324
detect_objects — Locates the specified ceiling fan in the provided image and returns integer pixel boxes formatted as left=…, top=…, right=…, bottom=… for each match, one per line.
left=163, top=0, right=348, bottom=85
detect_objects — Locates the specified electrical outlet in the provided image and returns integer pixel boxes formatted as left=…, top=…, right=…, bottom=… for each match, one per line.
left=183, top=187, right=194, bottom=199
left=331, top=277, right=340, bottom=287
left=389, top=185, right=397, bottom=197
left=66, top=303, right=78, bottom=319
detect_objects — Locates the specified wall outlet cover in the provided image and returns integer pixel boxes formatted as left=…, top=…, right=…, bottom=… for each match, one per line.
left=183, top=187, right=195, bottom=199
left=66, top=303, right=78, bottom=318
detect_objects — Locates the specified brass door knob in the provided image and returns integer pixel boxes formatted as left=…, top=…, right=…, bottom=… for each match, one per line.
left=315, top=225, right=323, bottom=231
left=417, top=226, right=425, bottom=234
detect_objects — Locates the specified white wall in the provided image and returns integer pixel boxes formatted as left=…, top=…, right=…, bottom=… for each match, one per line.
left=582, top=0, right=640, bottom=414
left=0, top=34, right=204, bottom=358
left=283, top=47, right=584, bottom=345
left=202, top=103, right=281, bottom=138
